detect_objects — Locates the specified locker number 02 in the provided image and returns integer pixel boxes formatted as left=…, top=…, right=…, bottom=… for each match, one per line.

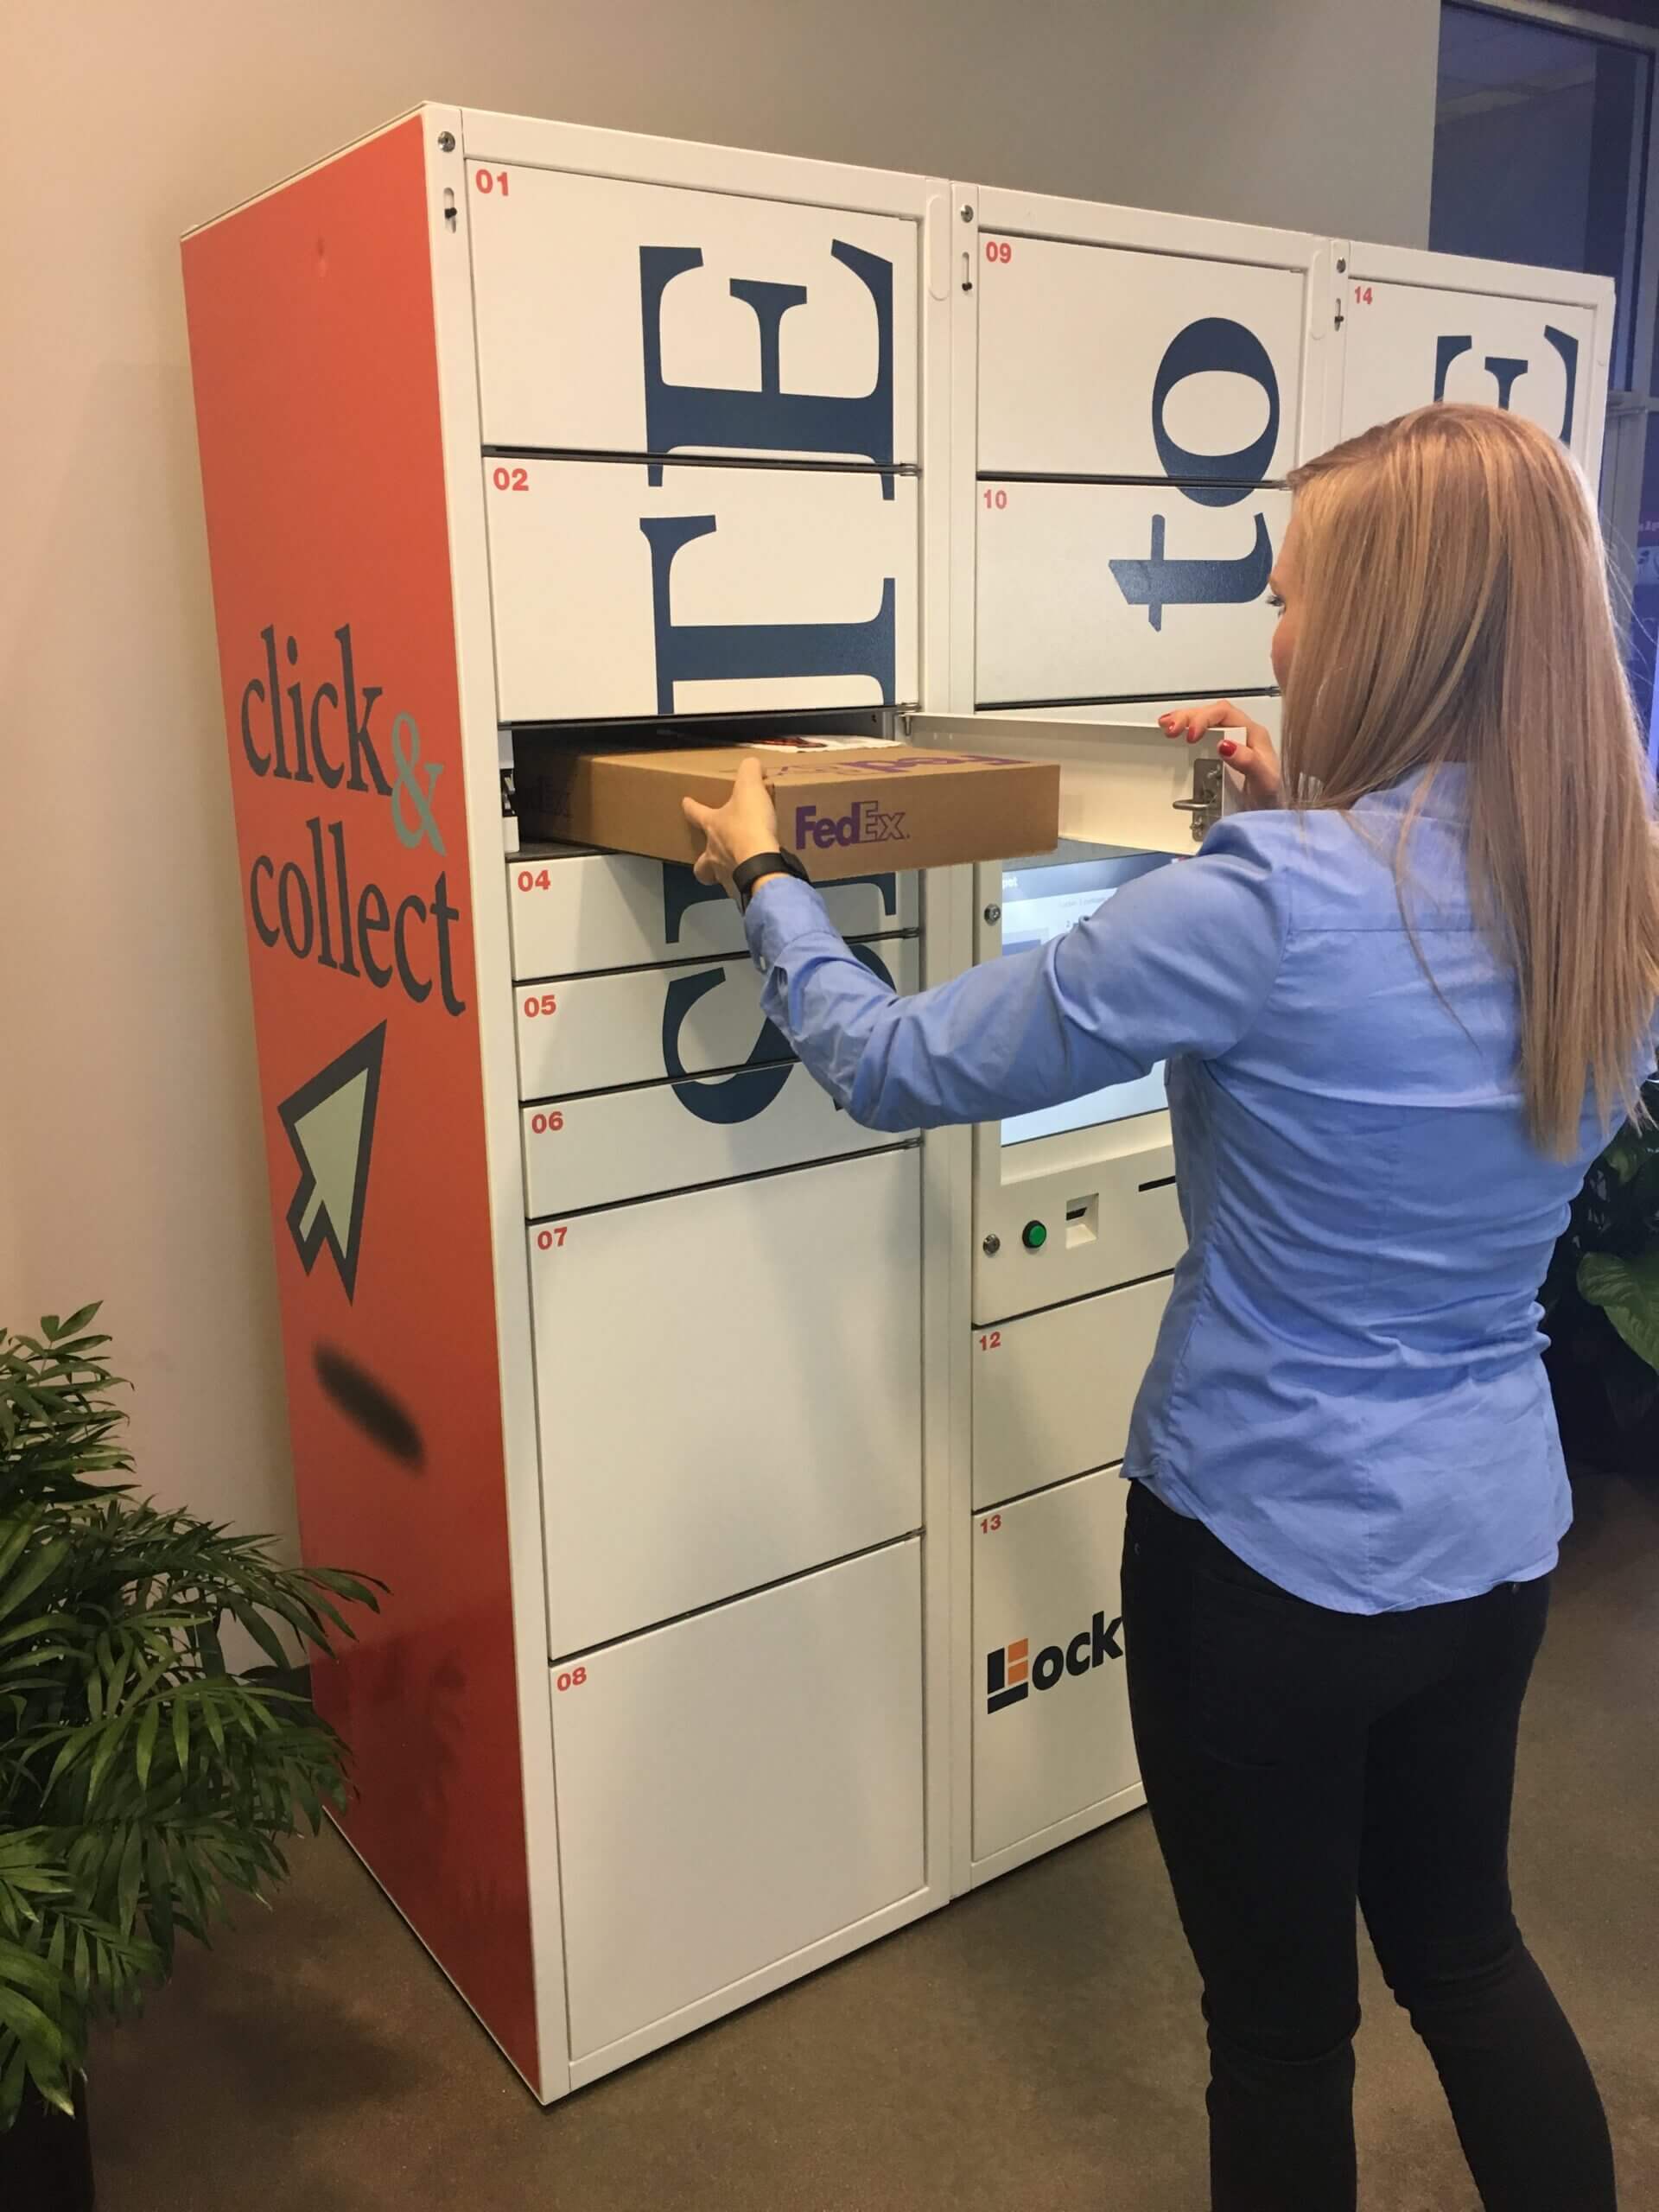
left=493, top=466, right=530, bottom=492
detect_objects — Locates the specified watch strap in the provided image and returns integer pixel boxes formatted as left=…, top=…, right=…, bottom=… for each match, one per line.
left=733, top=849, right=809, bottom=911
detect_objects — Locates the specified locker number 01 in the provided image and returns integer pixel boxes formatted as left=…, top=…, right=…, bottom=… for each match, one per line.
left=474, top=168, right=512, bottom=195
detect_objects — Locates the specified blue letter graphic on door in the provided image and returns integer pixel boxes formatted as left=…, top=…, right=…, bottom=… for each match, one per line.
left=639, top=515, right=897, bottom=712
left=640, top=240, right=895, bottom=493
left=1109, top=514, right=1274, bottom=633
left=663, top=943, right=898, bottom=1124
left=1433, top=327, right=1579, bottom=440
left=1149, top=317, right=1281, bottom=507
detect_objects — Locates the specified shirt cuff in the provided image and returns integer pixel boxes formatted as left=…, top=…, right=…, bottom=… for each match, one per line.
left=743, top=874, right=833, bottom=973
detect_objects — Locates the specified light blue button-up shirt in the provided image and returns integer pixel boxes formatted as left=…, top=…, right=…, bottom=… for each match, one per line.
left=746, top=767, right=1641, bottom=1615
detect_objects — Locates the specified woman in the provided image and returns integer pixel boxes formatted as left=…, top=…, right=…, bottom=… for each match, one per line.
left=683, top=403, right=1659, bottom=2211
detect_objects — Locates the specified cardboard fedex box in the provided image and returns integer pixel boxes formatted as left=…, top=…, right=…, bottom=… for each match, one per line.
left=514, top=736, right=1060, bottom=880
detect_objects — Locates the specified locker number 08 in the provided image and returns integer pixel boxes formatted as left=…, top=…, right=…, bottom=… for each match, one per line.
left=555, top=1666, right=587, bottom=1692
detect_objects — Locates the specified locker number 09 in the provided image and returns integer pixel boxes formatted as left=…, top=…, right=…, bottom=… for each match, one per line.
left=984, top=239, right=1014, bottom=263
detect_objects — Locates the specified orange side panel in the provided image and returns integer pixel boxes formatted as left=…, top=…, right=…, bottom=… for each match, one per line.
left=182, top=116, right=538, bottom=2082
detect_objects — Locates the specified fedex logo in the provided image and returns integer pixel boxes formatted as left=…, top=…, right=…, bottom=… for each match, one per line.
left=986, top=1611, right=1122, bottom=1715
left=794, top=800, right=907, bottom=850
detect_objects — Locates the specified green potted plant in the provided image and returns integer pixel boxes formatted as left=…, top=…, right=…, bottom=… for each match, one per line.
left=1542, top=1069, right=1659, bottom=1471
left=0, top=1306, right=378, bottom=2209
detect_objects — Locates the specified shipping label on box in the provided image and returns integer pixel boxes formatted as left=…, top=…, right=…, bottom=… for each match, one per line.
left=514, top=740, right=1060, bottom=880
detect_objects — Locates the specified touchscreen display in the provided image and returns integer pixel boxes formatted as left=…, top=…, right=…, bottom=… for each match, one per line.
left=999, top=849, right=1179, bottom=1147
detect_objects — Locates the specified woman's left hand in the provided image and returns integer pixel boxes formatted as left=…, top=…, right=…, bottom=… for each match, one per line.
left=682, top=757, right=782, bottom=893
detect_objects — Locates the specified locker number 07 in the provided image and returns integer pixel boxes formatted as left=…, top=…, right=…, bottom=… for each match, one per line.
left=536, top=1225, right=569, bottom=1250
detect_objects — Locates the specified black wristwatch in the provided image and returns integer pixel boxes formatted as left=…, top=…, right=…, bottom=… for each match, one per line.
left=731, top=849, right=810, bottom=912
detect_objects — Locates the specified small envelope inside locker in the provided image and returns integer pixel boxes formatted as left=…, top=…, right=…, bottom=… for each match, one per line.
left=513, top=735, right=1061, bottom=880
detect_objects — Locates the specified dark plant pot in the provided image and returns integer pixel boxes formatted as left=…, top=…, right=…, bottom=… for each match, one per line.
left=0, top=2081, right=94, bottom=2212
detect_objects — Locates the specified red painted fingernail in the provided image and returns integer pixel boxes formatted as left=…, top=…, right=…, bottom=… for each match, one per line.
left=1217, top=738, right=1237, bottom=757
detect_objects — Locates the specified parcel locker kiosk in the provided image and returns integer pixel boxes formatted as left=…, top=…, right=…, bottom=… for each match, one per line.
left=184, top=103, right=1613, bottom=2101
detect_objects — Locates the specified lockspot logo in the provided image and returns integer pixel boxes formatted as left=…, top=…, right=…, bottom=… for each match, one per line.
left=794, top=799, right=906, bottom=850
left=986, top=1611, right=1122, bottom=1715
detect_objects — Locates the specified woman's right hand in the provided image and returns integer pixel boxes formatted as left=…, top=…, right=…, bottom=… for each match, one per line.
left=1159, top=701, right=1283, bottom=810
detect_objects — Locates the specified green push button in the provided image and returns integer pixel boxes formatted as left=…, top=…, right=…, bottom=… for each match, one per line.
left=1022, top=1220, right=1047, bottom=1251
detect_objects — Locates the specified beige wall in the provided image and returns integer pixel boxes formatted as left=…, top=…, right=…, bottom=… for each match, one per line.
left=0, top=0, right=1439, bottom=1552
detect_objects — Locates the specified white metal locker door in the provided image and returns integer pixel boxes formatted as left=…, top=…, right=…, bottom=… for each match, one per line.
left=978, top=236, right=1304, bottom=481
left=532, top=1150, right=922, bottom=1653
left=1339, top=278, right=1597, bottom=459
left=972, top=1281, right=1170, bottom=1510
left=515, top=938, right=919, bottom=1100
left=976, top=483, right=1290, bottom=704
left=486, top=459, right=919, bottom=721
left=507, top=850, right=916, bottom=981
left=467, top=164, right=918, bottom=464
left=973, top=1469, right=1138, bottom=1871
left=555, top=1539, right=925, bottom=2063
left=521, top=1064, right=906, bottom=1216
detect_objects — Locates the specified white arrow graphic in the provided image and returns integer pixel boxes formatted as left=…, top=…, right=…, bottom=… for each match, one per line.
left=278, top=1025, right=387, bottom=1300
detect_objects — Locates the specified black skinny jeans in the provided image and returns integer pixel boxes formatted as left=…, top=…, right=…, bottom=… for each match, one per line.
left=1120, top=1480, right=1616, bottom=2212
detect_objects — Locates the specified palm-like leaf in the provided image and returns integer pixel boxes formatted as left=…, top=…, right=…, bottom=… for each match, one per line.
left=0, top=1311, right=381, bottom=2125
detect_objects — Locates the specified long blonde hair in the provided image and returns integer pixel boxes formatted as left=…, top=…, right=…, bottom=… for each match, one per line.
left=1281, top=403, right=1659, bottom=1154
